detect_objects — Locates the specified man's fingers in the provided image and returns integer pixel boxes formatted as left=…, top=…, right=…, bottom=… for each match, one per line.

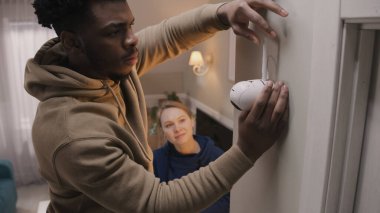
left=271, top=85, right=289, bottom=127
left=275, top=100, right=289, bottom=134
left=261, top=81, right=283, bottom=124
left=245, top=0, right=288, bottom=38
left=219, top=0, right=289, bottom=43
left=239, top=110, right=250, bottom=123
left=246, top=81, right=273, bottom=122
left=239, top=3, right=276, bottom=39
left=232, top=24, right=260, bottom=43
left=247, top=0, right=289, bottom=17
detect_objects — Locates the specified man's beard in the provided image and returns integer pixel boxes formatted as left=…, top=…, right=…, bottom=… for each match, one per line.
left=109, top=67, right=134, bottom=81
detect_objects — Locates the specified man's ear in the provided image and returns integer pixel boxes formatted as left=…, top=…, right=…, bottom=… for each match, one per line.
left=60, top=31, right=83, bottom=53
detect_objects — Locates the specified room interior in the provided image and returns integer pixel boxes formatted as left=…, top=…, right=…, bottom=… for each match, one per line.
left=0, top=0, right=379, bottom=213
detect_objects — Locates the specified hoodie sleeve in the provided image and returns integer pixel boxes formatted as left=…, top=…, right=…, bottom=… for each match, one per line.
left=135, top=3, right=229, bottom=76
left=54, top=139, right=253, bottom=213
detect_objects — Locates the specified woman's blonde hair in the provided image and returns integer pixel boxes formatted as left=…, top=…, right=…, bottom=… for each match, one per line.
left=157, top=100, right=193, bottom=127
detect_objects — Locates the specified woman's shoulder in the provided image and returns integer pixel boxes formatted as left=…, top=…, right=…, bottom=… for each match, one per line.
left=195, top=135, right=224, bottom=158
left=153, top=143, right=171, bottom=159
left=195, top=135, right=218, bottom=148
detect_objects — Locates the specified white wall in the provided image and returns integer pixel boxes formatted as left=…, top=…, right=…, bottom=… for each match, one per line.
left=183, top=30, right=235, bottom=120
left=232, top=0, right=380, bottom=213
left=231, top=0, right=314, bottom=212
left=341, top=0, right=380, bottom=18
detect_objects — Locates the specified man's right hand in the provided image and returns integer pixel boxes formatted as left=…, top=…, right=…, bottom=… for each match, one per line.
left=237, top=81, right=289, bottom=162
left=217, top=0, right=289, bottom=44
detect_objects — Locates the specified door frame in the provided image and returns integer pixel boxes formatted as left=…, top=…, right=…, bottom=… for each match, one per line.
left=325, top=25, right=376, bottom=213
left=298, top=0, right=380, bottom=212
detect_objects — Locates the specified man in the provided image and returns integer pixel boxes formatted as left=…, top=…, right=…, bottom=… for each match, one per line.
left=25, top=0, right=289, bottom=212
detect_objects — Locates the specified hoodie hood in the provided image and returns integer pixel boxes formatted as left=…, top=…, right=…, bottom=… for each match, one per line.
left=24, top=38, right=114, bottom=101
left=25, top=37, right=151, bottom=160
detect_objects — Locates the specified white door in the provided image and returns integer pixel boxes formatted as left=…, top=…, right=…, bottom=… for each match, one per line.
left=353, top=32, right=380, bottom=213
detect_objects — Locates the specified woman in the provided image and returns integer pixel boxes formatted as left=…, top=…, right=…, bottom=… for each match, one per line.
left=153, top=100, right=230, bottom=213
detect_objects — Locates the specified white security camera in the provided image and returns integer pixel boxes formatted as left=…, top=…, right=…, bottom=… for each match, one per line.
left=230, top=79, right=266, bottom=111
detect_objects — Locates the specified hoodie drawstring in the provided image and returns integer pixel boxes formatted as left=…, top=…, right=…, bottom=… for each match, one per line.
left=102, top=80, right=152, bottom=161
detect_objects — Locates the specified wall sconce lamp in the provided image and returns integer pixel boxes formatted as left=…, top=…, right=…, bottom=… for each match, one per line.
left=188, top=51, right=209, bottom=76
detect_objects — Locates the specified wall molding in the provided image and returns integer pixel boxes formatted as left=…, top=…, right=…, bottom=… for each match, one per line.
left=298, top=0, right=342, bottom=212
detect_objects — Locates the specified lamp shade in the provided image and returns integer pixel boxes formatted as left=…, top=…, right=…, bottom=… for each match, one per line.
left=188, top=51, right=204, bottom=66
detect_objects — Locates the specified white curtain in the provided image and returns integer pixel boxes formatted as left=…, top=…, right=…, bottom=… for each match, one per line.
left=0, top=0, right=56, bottom=185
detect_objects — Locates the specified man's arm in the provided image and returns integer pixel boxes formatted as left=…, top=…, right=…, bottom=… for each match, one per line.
left=54, top=139, right=253, bottom=213
left=135, top=3, right=228, bottom=75
left=135, top=0, right=288, bottom=75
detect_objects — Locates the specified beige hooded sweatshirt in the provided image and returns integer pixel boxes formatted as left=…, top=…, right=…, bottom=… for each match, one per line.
left=24, top=4, right=254, bottom=213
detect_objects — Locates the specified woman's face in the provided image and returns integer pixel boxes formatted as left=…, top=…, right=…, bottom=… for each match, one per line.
left=160, top=107, right=195, bottom=146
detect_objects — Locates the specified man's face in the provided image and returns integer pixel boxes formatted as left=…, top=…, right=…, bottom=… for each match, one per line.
left=78, top=1, right=138, bottom=79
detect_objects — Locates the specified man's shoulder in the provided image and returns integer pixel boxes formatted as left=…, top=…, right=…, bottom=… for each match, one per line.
left=35, top=97, right=122, bottom=140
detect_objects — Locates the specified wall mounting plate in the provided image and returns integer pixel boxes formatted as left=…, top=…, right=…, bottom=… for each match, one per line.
left=261, top=37, right=279, bottom=81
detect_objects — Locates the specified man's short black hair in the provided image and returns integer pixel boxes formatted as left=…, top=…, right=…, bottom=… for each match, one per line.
left=32, top=0, right=90, bottom=36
